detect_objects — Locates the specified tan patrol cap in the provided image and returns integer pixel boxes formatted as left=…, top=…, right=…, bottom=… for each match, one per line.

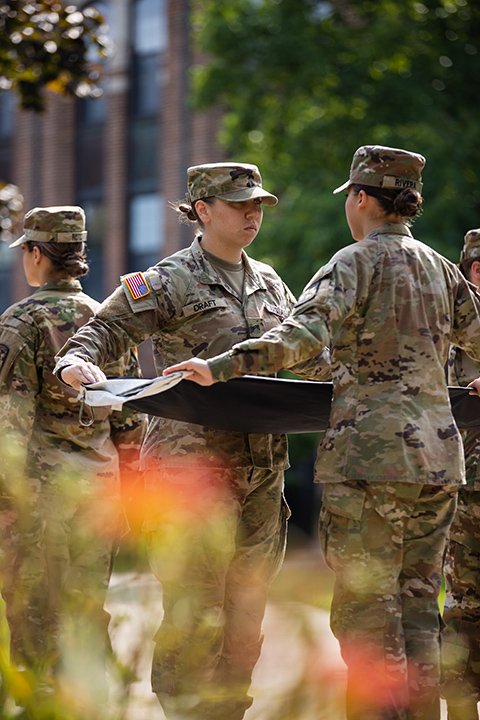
left=187, top=162, right=278, bottom=206
left=10, top=205, right=87, bottom=248
left=333, top=145, right=425, bottom=195
left=460, top=229, right=480, bottom=263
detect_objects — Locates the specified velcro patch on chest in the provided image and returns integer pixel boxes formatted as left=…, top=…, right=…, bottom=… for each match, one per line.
left=124, top=272, right=150, bottom=300
left=183, top=298, right=229, bottom=317
left=264, top=302, right=285, bottom=318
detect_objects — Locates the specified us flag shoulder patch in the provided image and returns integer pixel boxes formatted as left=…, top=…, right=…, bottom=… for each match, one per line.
left=125, top=272, right=150, bottom=300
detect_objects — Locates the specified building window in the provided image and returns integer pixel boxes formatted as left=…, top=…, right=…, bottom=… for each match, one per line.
left=75, top=1, right=110, bottom=300
left=0, top=92, right=16, bottom=311
left=76, top=119, right=106, bottom=196
left=130, top=119, right=159, bottom=192
left=128, top=0, right=166, bottom=271
left=80, top=199, right=106, bottom=299
left=133, top=0, right=167, bottom=55
left=128, top=192, right=164, bottom=270
left=131, top=53, right=163, bottom=118
left=0, top=92, right=14, bottom=182
left=0, top=241, right=14, bottom=312
left=75, top=100, right=106, bottom=299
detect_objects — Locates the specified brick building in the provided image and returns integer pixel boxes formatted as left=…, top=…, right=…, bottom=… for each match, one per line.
left=0, top=0, right=320, bottom=538
left=0, top=0, right=224, bottom=312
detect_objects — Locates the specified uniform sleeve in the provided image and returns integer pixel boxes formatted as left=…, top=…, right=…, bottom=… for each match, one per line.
left=277, top=280, right=332, bottom=381
left=55, top=277, right=164, bottom=370
left=0, top=318, right=39, bottom=461
left=288, top=347, right=332, bottom=381
left=209, top=257, right=360, bottom=381
left=451, top=277, right=480, bottom=361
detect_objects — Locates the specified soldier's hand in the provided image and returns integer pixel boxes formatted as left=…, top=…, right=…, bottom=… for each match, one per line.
left=60, top=359, right=107, bottom=391
left=163, top=358, right=214, bottom=386
left=468, top=377, right=480, bottom=396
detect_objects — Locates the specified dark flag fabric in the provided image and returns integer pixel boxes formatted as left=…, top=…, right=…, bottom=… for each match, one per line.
left=82, top=375, right=480, bottom=433
left=449, top=385, right=480, bottom=429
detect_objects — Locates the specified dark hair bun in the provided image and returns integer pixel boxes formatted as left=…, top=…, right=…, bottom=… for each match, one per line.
left=178, top=202, right=198, bottom=222
left=393, top=188, right=423, bottom=218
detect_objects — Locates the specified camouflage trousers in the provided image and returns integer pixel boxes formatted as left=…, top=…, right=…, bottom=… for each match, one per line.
left=319, top=480, right=457, bottom=720
left=0, top=486, right=120, bottom=702
left=442, top=488, right=480, bottom=720
left=145, top=464, right=289, bottom=720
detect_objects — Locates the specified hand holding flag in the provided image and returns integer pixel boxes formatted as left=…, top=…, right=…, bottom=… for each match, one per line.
left=163, top=358, right=214, bottom=386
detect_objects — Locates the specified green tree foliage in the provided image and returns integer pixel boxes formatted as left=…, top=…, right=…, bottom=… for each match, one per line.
left=193, top=0, right=480, bottom=294
left=0, top=1, right=109, bottom=113
left=0, top=1, right=108, bottom=239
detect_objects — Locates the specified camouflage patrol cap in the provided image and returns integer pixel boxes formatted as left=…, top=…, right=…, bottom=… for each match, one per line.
left=333, top=145, right=425, bottom=195
left=187, top=162, right=278, bottom=206
left=460, top=229, right=480, bottom=263
left=9, top=205, right=87, bottom=248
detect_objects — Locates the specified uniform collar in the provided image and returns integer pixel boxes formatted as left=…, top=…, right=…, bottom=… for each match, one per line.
left=33, top=278, right=83, bottom=294
left=191, top=237, right=267, bottom=291
left=366, top=222, right=414, bottom=240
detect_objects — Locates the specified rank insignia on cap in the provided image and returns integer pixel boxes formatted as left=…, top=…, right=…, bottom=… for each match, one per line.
left=125, top=272, right=150, bottom=300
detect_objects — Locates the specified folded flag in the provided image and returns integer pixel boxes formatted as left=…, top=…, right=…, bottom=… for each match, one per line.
left=80, top=371, right=188, bottom=411
left=80, top=375, right=479, bottom=434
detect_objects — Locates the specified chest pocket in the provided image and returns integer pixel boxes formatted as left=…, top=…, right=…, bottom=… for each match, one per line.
left=248, top=300, right=286, bottom=338
left=183, top=297, right=229, bottom=317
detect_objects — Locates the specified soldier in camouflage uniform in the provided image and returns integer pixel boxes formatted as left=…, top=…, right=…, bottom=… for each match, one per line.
left=442, top=229, right=480, bottom=719
left=0, top=207, right=145, bottom=701
left=54, top=164, right=329, bottom=720
left=165, top=146, right=480, bottom=720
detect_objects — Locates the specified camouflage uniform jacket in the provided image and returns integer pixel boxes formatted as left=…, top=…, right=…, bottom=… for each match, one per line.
left=56, top=238, right=329, bottom=469
left=209, top=223, right=480, bottom=485
left=447, top=346, right=480, bottom=489
left=0, top=279, right=145, bottom=491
